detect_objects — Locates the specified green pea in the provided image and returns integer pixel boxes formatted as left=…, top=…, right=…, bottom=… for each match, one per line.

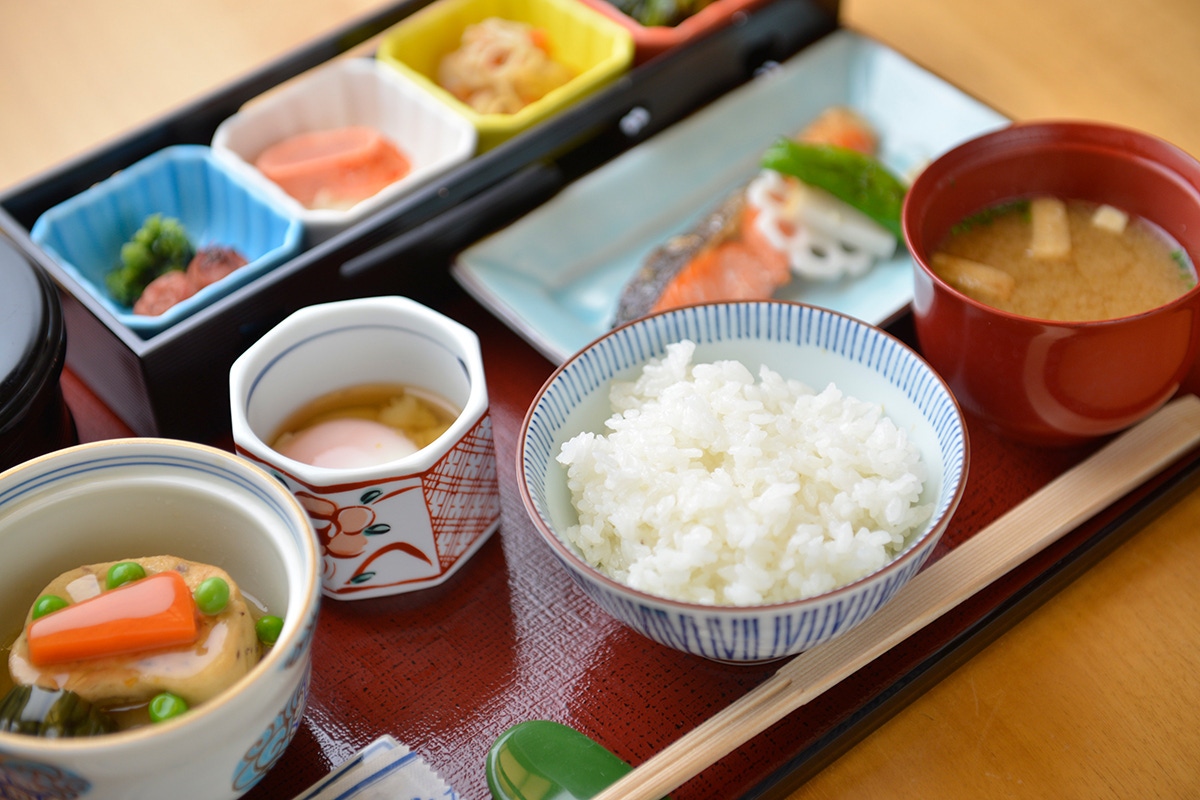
left=32, top=595, right=69, bottom=619
left=255, top=615, right=284, bottom=646
left=105, top=561, right=146, bottom=590
left=193, top=577, right=230, bottom=615
left=148, top=692, right=189, bottom=723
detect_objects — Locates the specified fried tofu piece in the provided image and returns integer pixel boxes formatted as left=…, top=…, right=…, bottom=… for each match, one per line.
left=932, top=253, right=1017, bottom=303
left=8, top=556, right=261, bottom=708
left=1030, top=196, right=1071, bottom=259
left=1091, top=204, right=1130, bottom=233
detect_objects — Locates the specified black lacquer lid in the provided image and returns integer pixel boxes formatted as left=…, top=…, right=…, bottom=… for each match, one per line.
left=0, top=236, right=70, bottom=458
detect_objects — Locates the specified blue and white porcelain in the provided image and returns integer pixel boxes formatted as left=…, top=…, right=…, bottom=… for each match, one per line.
left=518, top=301, right=969, bottom=663
left=0, top=439, right=320, bottom=800
left=30, top=144, right=303, bottom=337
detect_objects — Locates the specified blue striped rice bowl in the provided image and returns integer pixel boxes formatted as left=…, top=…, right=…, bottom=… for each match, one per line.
left=518, top=300, right=968, bottom=663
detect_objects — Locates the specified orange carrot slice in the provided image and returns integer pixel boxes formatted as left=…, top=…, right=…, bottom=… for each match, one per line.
left=529, top=27, right=552, bottom=52
left=26, top=571, right=199, bottom=666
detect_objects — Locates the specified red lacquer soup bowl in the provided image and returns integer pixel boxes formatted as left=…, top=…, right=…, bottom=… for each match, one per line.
left=903, top=120, right=1200, bottom=445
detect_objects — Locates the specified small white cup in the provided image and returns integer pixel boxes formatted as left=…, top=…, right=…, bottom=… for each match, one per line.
left=229, top=296, right=501, bottom=600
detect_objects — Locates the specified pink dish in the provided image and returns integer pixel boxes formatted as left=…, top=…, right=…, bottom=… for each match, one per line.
left=903, top=120, right=1200, bottom=445
left=577, top=0, right=769, bottom=64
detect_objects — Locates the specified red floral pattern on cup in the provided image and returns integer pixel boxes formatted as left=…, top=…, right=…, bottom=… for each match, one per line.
left=296, top=488, right=435, bottom=586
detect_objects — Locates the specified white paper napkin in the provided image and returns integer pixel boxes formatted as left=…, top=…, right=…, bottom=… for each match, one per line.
left=294, top=736, right=460, bottom=800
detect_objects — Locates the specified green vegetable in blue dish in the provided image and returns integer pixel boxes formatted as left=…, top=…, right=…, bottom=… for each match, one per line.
left=105, top=213, right=195, bottom=306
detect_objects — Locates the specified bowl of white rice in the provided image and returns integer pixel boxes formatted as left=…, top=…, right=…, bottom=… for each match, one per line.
left=518, top=301, right=969, bottom=663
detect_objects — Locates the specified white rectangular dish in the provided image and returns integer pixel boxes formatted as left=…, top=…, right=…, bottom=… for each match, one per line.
left=452, top=29, right=1009, bottom=363
left=212, top=58, right=477, bottom=245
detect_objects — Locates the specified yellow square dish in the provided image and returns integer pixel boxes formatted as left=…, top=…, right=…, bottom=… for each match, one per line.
left=376, top=0, right=634, bottom=151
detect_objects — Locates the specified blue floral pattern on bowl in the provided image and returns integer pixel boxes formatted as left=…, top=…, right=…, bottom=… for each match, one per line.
left=0, top=754, right=89, bottom=800
left=233, top=663, right=311, bottom=793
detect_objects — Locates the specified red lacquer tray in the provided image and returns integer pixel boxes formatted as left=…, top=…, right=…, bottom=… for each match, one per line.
left=65, top=283, right=1200, bottom=800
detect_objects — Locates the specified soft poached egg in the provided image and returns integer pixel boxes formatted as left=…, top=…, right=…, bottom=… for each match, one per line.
left=276, top=417, right=419, bottom=469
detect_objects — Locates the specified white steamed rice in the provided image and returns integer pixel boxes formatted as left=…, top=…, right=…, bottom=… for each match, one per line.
left=556, top=340, right=932, bottom=606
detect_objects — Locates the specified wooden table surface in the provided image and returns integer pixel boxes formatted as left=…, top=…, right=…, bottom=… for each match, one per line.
left=3, top=1, right=1200, bottom=798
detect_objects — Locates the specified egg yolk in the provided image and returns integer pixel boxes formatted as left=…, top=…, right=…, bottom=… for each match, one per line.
left=276, top=418, right=419, bottom=468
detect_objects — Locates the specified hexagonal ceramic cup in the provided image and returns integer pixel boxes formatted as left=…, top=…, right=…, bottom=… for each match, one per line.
left=229, top=296, right=500, bottom=600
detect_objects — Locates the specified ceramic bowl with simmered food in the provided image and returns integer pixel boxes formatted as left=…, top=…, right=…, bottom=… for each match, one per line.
left=29, top=145, right=303, bottom=338
left=0, top=439, right=319, bottom=800
left=518, top=301, right=968, bottom=663
left=903, top=120, right=1200, bottom=445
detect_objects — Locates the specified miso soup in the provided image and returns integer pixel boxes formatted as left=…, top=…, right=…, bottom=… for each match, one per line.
left=931, top=197, right=1195, bottom=321
left=271, top=383, right=460, bottom=469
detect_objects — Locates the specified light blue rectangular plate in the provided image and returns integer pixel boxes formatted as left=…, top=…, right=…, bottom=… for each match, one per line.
left=451, top=29, right=1009, bottom=364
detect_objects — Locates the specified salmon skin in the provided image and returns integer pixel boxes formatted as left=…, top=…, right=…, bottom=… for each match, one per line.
left=612, top=191, right=746, bottom=326
left=611, top=107, right=879, bottom=328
